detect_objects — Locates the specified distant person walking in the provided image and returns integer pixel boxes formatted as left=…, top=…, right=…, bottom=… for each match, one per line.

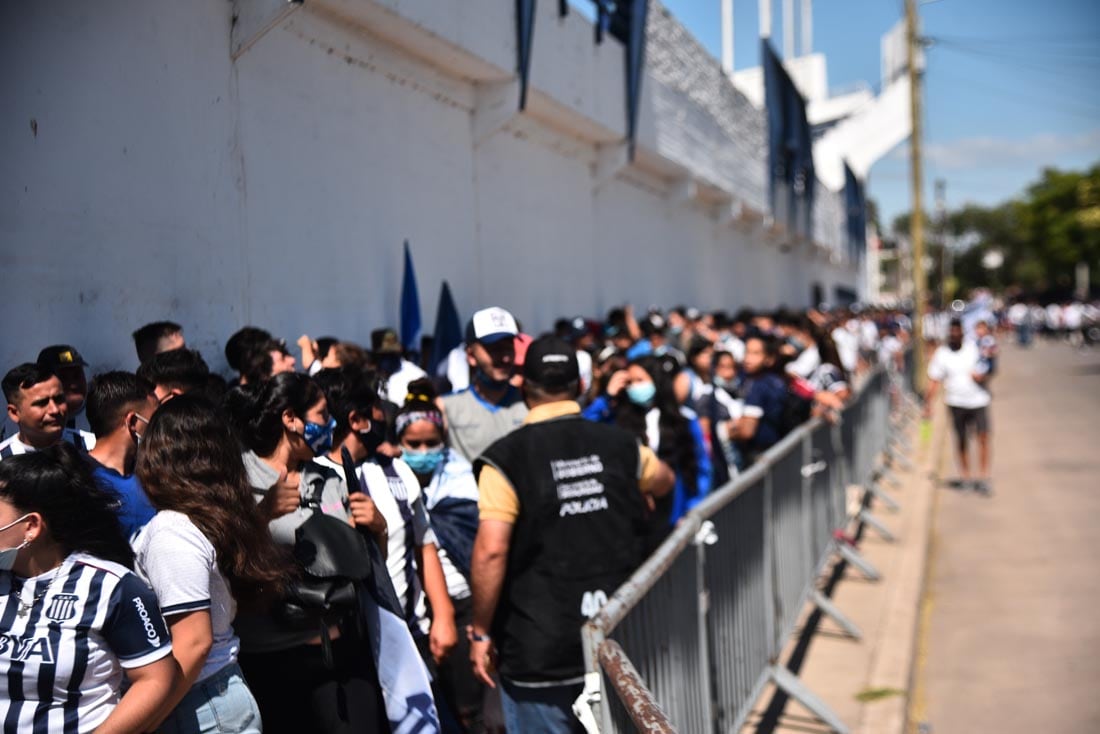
left=924, top=319, right=993, bottom=493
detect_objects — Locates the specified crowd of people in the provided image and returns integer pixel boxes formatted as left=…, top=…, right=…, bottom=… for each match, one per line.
left=0, top=302, right=914, bottom=733
left=1004, top=298, right=1100, bottom=348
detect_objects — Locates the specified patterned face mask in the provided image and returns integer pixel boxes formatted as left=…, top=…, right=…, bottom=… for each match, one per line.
left=303, top=417, right=337, bottom=455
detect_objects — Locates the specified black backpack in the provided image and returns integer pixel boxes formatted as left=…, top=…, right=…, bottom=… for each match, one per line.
left=779, top=384, right=814, bottom=436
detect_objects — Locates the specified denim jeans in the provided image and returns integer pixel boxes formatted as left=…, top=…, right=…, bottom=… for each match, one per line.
left=499, top=678, right=585, bottom=734
left=158, top=663, right=262, bottom=734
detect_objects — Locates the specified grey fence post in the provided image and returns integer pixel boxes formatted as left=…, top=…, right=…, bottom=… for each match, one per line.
left=764, top=468, right=778, bottom=662
left=694, top=522, right=716, bottom=732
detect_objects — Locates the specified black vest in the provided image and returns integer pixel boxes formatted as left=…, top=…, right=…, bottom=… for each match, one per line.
left=476, top=413, right=648, bottom=682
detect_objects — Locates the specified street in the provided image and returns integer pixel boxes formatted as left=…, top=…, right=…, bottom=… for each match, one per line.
left=918, top=338, right=1100, bottom=732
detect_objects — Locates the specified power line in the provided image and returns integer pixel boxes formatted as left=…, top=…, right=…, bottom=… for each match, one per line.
left=931, top=39, right=1100, bottom=69
left=927, top=66, right=1100, bottom=122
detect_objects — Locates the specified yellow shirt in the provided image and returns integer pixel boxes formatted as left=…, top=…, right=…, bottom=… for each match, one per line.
left=477, top=400, right=663, bottom=524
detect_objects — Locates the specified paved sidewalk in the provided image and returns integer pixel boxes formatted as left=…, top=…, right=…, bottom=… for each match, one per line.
left=743, top=379, right=938, bottom=734
left=914, top=340, right=1100, bottom=733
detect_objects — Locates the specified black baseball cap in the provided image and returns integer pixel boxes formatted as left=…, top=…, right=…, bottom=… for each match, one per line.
left=370, top=328, right=402, bottom=355
left=523, top=336, right=579, bottom=389
left=37, top=344, right=88, bottom=370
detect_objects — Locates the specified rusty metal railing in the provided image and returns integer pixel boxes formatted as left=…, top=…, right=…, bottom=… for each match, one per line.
left=579, top=364, right=916, bottom=733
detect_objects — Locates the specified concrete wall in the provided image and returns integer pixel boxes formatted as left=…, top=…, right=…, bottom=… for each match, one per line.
left=0, top=0, right=859, bottom=379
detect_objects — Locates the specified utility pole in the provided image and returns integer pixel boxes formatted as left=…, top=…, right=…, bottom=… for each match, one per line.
left=935, top=178, right=950, bottom=307
left=906, top=0, right=927, bottom=393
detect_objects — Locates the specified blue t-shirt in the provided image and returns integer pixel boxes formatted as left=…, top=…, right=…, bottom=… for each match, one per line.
left=89, top=460, right=157, bottom=539
left=740, top=373, right=787, bottom=453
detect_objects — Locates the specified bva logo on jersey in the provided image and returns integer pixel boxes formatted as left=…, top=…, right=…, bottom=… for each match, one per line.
left=0, top=634, right=55, bottom=663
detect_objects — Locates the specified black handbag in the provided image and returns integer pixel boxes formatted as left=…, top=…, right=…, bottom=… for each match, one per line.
left=270, top=476, right=375, bottom=667
left=272, top=510, right=373, bottom=629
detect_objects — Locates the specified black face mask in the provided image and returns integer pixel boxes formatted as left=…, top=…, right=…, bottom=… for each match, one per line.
left=357, top=419, right=387, bottom=455
left=475, top=368, right=511, bottom=391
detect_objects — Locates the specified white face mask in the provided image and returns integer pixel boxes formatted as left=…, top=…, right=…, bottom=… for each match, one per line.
left=0, top=514, right=31, bottom=572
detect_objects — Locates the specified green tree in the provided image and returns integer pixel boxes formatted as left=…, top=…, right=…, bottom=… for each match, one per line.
left=890, top=162, right=1100, bottom=297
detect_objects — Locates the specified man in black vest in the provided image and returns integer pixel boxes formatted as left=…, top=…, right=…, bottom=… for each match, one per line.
left=469, top=336, right=675, bottom=733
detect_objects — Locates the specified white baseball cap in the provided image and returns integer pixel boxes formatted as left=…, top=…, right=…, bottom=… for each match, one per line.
left=466, top=307, right=519, bottom=345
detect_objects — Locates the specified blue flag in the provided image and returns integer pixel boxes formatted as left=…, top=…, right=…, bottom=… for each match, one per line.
left=429, top=281, right=463, bottom=376
left=844, top=162, right=867, bottom=263
left=763, top=40, right=815, bottom=238
left=400, top=241, right=422, bottom=355
left=516, top=0, right=536, bottom=110
left=624, top=0, right=649, bottom=159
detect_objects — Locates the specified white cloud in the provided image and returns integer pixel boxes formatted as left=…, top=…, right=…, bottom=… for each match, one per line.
left=921, top=129, right=1100, bottom=170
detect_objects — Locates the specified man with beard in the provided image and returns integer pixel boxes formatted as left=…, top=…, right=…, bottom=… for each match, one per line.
left=440, top=307, right=528, bottom=464
left=924, top=319, right=993, bottom=494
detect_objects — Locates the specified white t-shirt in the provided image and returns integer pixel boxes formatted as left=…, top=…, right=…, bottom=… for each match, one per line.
left=927, top=342, right=991, bottom=409
left=439, top=345, right=470, bottom=392
left=385, top=360, right=429, bottom=406
left=1007, top=303, right=1028, bottom=326
left=716, top=334, right=746, bottom=363
left=576, top=350, right=593, bottom=395
left=132, top=510, right=239, bottom=682
left=1064, top=303, right=1083, bottom=330
left=832, top=327, right=859, bottom=373
left=785, top=345, right=821, bottom=379
left=878, top=335, right=903, bottom=367
left=860, top=319, right=880, bottom=350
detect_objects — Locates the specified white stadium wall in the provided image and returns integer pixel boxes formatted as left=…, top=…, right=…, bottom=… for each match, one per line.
left=1, top=0, right=860, bottom=377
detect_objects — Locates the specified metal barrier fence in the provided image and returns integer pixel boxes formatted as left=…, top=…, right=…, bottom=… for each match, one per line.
left=579, top=365, right=917, bottom=733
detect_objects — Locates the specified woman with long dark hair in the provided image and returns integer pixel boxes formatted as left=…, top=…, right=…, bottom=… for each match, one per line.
left=584, top=355, right=711, bottom=528
left=0, top=444, right=179, bottom=733
left=224, top=372, right=390, bottom=734
left=134, top=395, right=292, bottom=733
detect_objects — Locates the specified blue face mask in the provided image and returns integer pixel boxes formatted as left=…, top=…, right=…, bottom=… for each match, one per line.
left=303, top=417, right=337, bottom=455
left=626, top=381, right=657, bottom=406
left=403, top=446, right=446, bottom=475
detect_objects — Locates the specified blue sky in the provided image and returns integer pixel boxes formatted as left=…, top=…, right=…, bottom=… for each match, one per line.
left=656, top=0, right=1100, bottom=230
